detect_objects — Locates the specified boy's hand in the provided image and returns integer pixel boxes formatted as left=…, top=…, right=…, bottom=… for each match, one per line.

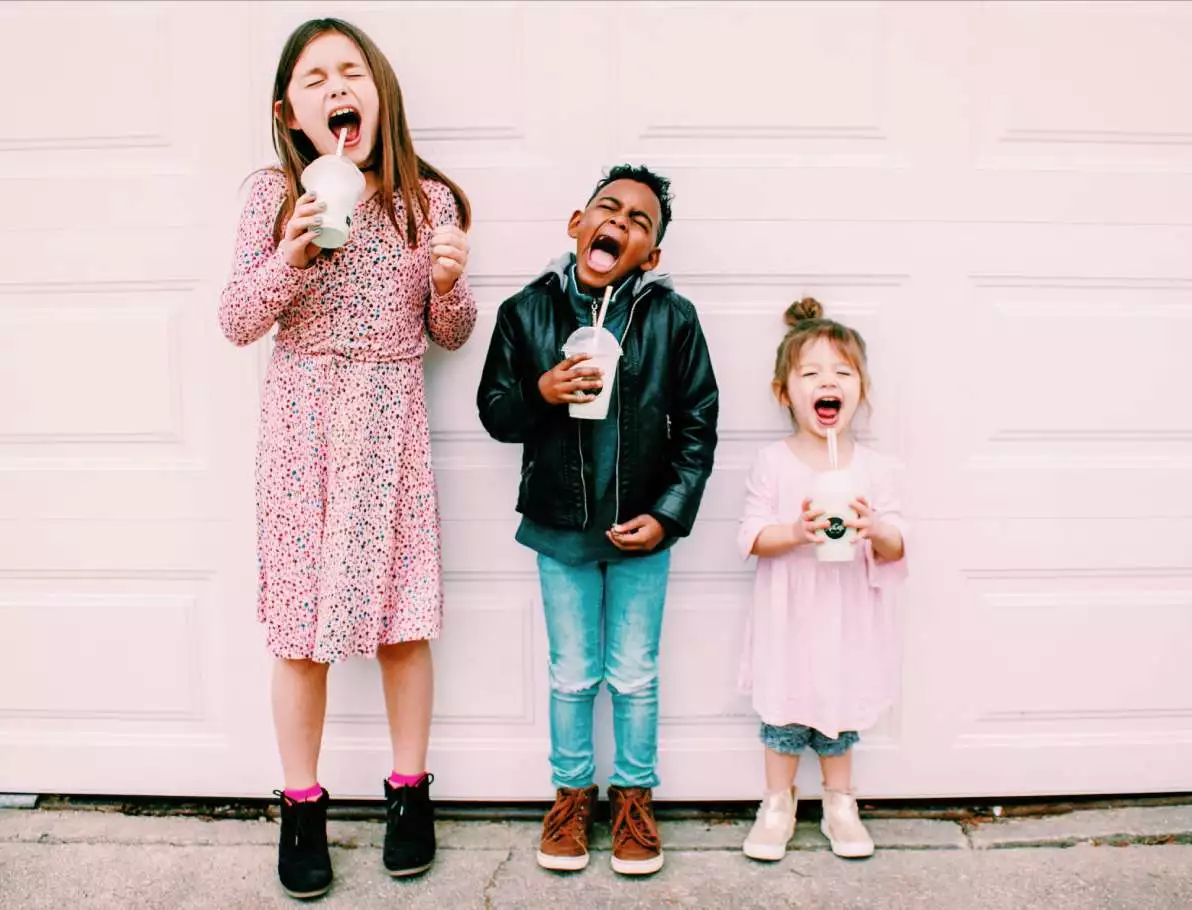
left=538, top=354, right=603, bottom=405
left=431, top=225, right=469, bottom=296
left=608, top=515, right=665, bottom=552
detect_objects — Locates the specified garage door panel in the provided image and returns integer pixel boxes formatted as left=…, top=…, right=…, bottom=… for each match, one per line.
left=972, top=1, right=1192, bottom=173
left=615, top=2, right=894, bottom=169
left=0, top=587, right=203, bottom=724
left=921, top=518, right=1192, bottom=740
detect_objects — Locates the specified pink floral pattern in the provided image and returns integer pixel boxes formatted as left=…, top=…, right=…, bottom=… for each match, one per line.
left=219, top=170, right=476, bottom=663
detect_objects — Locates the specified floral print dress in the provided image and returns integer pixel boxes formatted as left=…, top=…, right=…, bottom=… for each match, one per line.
left=219, top=170, right=476, bottom=663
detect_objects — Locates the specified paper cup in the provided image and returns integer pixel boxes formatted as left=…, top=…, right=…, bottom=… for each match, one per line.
left=810, top=468, right=858, bottom=563
left=300, top=155, right=365, bottom=249
left=562, top=326, right=622, bottom=420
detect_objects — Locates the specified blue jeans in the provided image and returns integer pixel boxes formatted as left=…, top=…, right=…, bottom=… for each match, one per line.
left=537, top=551, right=671, bottom=790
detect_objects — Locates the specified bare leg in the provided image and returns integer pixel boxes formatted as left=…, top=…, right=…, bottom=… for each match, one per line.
left=272, top=657, right=331, bottom=790
left=378, top=640, right=434, bottom=775
left=764, top=747, right=800, bottom=793
left=819, top=750, right=853, bottom=791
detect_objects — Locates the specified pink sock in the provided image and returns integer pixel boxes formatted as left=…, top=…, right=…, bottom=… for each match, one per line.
left=283, top=783, right=323, bottom=803
left=388, top=771, right=427, bottom=788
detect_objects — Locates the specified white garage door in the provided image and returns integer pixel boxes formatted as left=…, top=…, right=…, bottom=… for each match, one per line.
left=1, top=1, right=1189, bottom=800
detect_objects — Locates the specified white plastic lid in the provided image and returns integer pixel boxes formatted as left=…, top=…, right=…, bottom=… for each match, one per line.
left=562, top=326, right=622, bottom=356
left=300, top=154, right=365, bottom=193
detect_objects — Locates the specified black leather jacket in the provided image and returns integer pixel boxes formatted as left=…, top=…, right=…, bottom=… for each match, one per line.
left=476, top=261, right=719, bottom=536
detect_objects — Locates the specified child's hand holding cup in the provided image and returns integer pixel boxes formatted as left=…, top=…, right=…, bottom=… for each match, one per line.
left=561, top=326, right=622, bottom=420
left=279, top=192, right=327, bottom=269
left=808, top=468, right=859, bottom=562
left=300, top=147, right=365, bottom=250
left=561, top=286, right=622, bottom=420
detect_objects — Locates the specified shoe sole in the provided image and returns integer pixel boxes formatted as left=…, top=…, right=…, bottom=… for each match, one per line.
left=820, top=819, right=874, bottom=858
left=281, top=884, right=331, bottom=900
left=536, top=850, right=590, bottom=871
left=611, top=852, right=665, bottom=876
left=386, top=862, right=433, bottom=878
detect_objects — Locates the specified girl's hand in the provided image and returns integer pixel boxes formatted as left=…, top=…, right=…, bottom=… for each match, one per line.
left=431, top=225, right=469, bottom=295
left=797, top=498, right=828, bottom=546
left=847, top=496, right=905, bottom=560
left=279, top=192, right=325, bottom=269
left=846, top=496, right=875, bottom=540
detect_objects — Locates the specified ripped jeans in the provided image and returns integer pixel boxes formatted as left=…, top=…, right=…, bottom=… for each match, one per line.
left=537, top=551, right=671, bottom=790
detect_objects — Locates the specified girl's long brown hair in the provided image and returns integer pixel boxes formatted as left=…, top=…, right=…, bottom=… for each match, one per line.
left=267, top=18, right=471, bottom=247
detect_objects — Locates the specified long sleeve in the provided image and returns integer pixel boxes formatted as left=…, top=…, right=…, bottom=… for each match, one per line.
left=738, top=447, right=780, bottom=560
left=649, top=303, right=720, bottom=536
left=476, top=295, right=552, bottom=444
left=218, top=170, right=307, bottom=347
left=424, top=182, right=477, bottom=351
left=864, top=454, right=909, bottom=588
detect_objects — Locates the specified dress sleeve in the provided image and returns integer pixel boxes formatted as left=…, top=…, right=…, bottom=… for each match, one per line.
left=424, top=182, right=477, bottom=351
left=864, top=454, right=909, bottom=589
left=217, top=170, right=309, bottom=347
left=737, top=447, right=781, bottom=560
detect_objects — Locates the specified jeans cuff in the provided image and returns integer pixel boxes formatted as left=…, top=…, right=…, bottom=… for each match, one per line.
left=608, top=774, right=659, bottom=790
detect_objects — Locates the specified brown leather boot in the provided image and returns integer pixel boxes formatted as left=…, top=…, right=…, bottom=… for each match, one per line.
left=536, top=785, right=598, bottom=871
left=608, top=786, right=664, bottom=875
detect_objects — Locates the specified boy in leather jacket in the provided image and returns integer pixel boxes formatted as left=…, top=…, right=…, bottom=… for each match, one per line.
left=476, top=165, right=718, bottom=877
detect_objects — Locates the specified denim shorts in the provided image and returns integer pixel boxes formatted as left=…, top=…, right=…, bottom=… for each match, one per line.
left=760, top=723, right=859, bottom=757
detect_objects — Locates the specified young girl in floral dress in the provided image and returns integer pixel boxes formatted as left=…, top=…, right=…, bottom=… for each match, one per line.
left=219, top=17, right=474, bottom=898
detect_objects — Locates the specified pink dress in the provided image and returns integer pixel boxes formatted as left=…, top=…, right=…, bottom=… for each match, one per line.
left=736, top=440, right=909, bottom=737
left=219, top=170, right=476, bottom=663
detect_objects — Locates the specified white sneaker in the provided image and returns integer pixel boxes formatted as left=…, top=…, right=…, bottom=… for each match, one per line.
left=742, top=788, right=797, bottom=861
left=820, top=787, right=874, bottom=858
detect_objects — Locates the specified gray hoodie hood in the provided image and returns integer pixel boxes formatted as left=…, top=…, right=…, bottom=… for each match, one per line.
left=535, top=252, right=674, bottom=298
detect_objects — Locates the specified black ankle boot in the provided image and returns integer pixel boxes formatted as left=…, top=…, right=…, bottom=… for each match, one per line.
left=275, top=789, right=333, bottom=900
left=383, top=774, right=436, bottom=877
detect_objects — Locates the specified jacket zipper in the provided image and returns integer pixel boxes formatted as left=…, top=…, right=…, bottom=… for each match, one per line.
left=612, top=289, right=646, bottom=527
left=575, top=283, right=649, bottom=530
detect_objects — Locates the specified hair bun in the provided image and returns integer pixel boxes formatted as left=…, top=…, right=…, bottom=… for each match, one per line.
left=784, top=297, right=823, bottom=327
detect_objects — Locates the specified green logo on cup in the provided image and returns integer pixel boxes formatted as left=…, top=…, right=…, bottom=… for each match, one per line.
left=825, top=517, right=847, bottom=540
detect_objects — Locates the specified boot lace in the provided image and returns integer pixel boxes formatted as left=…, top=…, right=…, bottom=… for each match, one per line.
left=542, top=789, right=591, bottom=846
left=611, top=789, right=660, bottom=852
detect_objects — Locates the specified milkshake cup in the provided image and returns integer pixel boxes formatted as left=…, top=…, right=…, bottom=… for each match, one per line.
left=562, top=326, right=621, bottom=420
left=300, top=153, right=365, bottom=249
left=810, top=468, right=859, bottom=562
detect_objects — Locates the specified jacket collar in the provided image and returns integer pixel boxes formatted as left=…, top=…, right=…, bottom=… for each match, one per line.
left=532, top=252, right=674, bottom=298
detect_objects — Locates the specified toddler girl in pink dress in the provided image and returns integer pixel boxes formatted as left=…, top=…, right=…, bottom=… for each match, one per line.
left=737, top=298, right=908, bottom=862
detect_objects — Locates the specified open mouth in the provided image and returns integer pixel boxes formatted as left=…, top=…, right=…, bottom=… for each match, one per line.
left=327, top=106, right=362, bottom=147
left=814, top=396, right=843, bottom=427
left=586, top=233, right=623, bottom=274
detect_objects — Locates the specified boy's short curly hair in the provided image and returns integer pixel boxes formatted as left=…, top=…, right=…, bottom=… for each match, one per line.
left=587, top=164, right=673, bottom=243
